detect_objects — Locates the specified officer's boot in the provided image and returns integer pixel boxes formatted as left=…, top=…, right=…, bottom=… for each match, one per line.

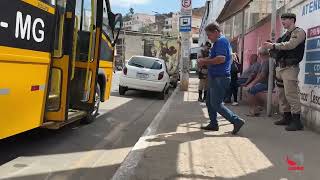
left=198, top=90, right=203, bottom=102
left=203, top=91, right=207, bottom=102
left=285, top=114, right=304, bottom=131
left=274, top=112, right=292, bottom=126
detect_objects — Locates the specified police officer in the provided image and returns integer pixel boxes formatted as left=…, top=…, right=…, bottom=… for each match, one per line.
left=197, top=42, right=210, bottom=102
left=264, top=13, right=306, bottom=131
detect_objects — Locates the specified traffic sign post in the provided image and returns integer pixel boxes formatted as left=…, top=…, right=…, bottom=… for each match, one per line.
left=181, top=0, right=192, bottom=10
left=180, top=0, right=192, bottom=91
left=181, top=0, right=192, bottom=16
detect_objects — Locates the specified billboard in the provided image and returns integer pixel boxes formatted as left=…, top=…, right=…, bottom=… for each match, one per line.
left=143, top=38, right=180, bottom=75
left=293, top=0, right=320, bottom=110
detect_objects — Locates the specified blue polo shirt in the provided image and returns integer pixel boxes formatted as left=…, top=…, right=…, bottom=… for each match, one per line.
left=208, top=35, right=232, bottom=78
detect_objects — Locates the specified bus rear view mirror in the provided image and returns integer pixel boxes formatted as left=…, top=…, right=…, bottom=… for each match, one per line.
left=112, top=13, right=123, bottom=47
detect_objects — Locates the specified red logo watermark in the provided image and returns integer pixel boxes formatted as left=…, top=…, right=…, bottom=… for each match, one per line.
left=286, top=156, right=304, bottom=171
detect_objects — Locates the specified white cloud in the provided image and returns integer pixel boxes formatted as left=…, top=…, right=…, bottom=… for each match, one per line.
left=110, top=0, right=151, bottom=8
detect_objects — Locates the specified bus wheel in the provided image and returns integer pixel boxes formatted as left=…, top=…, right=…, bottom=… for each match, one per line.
left=81, top=84, right=101, bottom=124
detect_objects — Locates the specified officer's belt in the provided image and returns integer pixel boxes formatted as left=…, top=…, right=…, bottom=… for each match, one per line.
left=274, top=76, right=284, bottom=88
left=276, top=58, right=299, bottom=68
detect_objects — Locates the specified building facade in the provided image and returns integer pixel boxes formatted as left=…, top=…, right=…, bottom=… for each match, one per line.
left=162, top=13, right=180, bottom=37
left=123, top=13, right=156, bottom=31
left=199, top=0, right=320, bottom=132
left=198, top=0, right=227, bottom=46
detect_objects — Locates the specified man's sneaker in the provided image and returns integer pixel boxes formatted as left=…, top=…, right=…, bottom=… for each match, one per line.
left=231, top=102, right=239, bottom=106
left=200, top=124, right=219, bottom=131
left=232, top=119, right=245, bottom=135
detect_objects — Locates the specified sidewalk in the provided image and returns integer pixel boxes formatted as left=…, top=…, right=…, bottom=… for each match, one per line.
left=114, top=77, right=320, bottom=180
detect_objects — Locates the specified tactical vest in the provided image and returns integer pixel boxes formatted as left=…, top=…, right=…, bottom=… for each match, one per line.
left=276, top=27, right=306, bottom=66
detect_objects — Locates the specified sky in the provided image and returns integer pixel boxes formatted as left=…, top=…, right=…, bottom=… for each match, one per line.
left=110, top=0, right=206, bottom=15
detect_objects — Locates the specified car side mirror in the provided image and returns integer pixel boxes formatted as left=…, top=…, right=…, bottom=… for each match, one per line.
left=112, top=13, right=123, bottom=47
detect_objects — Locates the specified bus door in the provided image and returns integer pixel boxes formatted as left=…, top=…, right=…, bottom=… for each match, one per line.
left=46, top=0, right=101, bottom=122
left=98, top=0, right=117, bottom=101
left=68, top=0, right=101, bottom=114
left=45, top=0, right=70, bottom=122
left=0, top=0, right=55, bottom=139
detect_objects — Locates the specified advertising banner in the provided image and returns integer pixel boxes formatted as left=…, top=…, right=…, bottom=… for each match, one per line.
left=144, top=38, right=179, bottom=75
left=293, top=0, right=320, bottom=110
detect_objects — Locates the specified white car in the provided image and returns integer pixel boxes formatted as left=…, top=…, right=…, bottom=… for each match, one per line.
left=119, top=56, right=170, bottom=99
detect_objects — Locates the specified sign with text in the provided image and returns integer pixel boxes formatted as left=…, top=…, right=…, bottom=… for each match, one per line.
left=294, top=0, right=320, bottom=110
left=181, top=0, right=192, bottom=16
left=181, top=0, right=192, bottom=10
left=0, top=1, right=55, bottom=52
left=179, top=16, right=191, bottom=32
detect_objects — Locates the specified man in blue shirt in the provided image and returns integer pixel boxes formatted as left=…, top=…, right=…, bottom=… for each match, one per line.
left=198, top=23, right=245, bottom=135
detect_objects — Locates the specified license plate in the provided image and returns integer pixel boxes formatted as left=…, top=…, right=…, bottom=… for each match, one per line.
left=136, top=73, right=149, bottom=79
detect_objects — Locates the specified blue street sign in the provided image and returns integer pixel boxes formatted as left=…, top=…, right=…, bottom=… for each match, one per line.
left=305, top=62, right=320, bottom=73
left=306, top=51, right=320, bottom=61
left=305, top=74, right=320, bottom=85
left=307, top=38, right=320, bottom=50
left=180, top=16, right=191, bottom=32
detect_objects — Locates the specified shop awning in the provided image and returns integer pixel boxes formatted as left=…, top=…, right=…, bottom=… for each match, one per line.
left=216, top=0, right=252, bottom=23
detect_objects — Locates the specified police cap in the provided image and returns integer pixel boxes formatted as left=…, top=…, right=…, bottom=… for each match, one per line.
left=281, top=13, right=296, bottom=21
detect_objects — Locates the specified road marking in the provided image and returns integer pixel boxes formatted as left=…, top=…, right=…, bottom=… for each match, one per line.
left=49, top=98, right=157, bottom=180
left=0, top=22, right=8, bottom=28
left=111, top=86, right=180, bottom=180
left=0, top=88, right=10, bottom=95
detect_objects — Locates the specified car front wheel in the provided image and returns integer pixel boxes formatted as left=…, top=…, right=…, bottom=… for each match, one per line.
left=119, top=85, right=126, bottom=95
left=158, top=90, right=166, bottom=100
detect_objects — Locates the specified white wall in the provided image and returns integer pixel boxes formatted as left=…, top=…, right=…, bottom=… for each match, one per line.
left=124, top=13, right=156, bottom=31
left=199, top=0, right=227, bottom=45
left=289, top=0, right=320, bottom=132
left=124, top=35, right=144, bottom=60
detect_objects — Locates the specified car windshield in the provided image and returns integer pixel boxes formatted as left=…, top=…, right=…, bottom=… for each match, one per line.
left=128, top=57, right=162, bottom=70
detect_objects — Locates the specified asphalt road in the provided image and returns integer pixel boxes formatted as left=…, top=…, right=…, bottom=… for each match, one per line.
left=0, top=71, right=173, bottom=180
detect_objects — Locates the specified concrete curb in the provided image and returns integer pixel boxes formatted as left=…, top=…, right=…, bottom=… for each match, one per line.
left=111, top=86, right=180, bottom=180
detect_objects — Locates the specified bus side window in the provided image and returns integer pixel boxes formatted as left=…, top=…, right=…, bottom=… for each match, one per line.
left=53, top=0, right=67, bottom=57
left=76, top=0, right=97, bottom=62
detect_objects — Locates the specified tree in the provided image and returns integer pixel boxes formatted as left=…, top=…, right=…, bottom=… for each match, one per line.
left=123, top=8, right=135, bottom=21
left=129, top=8, right=134, bottom=16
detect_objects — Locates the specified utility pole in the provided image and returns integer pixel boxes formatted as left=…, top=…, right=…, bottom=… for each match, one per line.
left=240, top=9, right=246, bottom=100
left=122, top=30, right=126, bottom=64
left=267, top=0, right=277, bottom=116
left=180, top=0, right=192, bottom=91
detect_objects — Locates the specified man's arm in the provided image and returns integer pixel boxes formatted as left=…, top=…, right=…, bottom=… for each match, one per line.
left=243, top=72, right=257, bottom=86
left=249, top=72, right=266, bottom=86
left=274, top=28, right=306, bottom=50
left=199, top=55, right=226, bottom=65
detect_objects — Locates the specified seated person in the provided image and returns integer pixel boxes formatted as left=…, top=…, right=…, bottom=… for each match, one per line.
left=238, top=54, right=260, bottom=86
left=245, top=47, right=270, bottom=116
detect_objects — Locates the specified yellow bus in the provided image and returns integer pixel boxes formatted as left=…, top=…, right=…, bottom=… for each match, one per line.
left=0, top=0, right=122, bottom=139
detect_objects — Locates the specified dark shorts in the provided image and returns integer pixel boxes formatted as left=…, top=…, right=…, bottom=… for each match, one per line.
left=248, top=83, right=268, bottom=95
left=237, top=78, right=248, bottom=86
